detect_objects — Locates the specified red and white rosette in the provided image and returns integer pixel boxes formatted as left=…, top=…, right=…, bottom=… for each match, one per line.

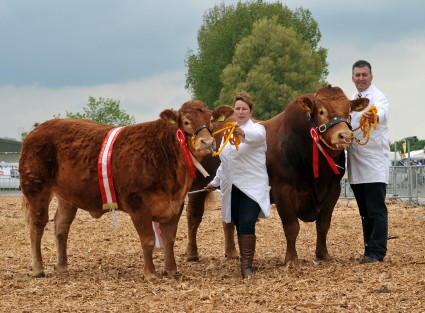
left=310, top=127, right=340, bottom=178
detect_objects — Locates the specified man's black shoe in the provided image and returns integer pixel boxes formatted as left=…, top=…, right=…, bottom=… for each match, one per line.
left=359, top=255, right=380, bottom=264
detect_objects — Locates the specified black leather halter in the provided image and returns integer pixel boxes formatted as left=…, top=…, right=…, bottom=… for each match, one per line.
left=184, top=125, right=213, bottom=137
left=310, top=115, right=352, bottom=133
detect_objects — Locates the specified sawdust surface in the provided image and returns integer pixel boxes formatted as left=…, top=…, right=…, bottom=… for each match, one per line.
left=0, top=194, right=424, bottom=313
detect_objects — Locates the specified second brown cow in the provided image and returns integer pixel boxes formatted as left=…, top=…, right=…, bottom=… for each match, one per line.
left=185, top=86, right=369, bottom=266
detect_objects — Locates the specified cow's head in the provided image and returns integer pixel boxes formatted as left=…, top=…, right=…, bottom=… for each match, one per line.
left=211, top=105, right=235, bottom=128
left=299, top=85, right=369, bottom=150
left=161, top=100, right=216, bottom=156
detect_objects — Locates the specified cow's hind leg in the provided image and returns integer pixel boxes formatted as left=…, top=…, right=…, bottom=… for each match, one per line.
left=23, top=194, right=51, bottom=278
left=54, top=197, right=78, bottom=273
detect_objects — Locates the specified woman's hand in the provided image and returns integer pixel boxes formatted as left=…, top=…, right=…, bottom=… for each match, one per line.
left=204, top=183, right=218, bottom=192
left=233, top=125, right=245, bottom=139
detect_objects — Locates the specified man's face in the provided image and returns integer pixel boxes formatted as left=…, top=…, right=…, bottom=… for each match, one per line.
left=352, top=66, right=373, bottom=92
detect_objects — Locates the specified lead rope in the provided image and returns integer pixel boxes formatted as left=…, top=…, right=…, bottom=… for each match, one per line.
left=211, top=122, right=241, bottom=156
left=352, top=105, right=378, bottom=146
left=319, top=134, right=342, bottom=151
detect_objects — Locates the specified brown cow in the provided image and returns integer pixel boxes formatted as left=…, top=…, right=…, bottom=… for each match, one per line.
left=185, top=86, right=369, bottom=266
left=19, top=100, right=215, bottom=280
left=263, top=85, right=368, bottom=265
left=185, top=105, right=238, bottom=261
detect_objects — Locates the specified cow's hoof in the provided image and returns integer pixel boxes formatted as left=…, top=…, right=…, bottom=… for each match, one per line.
left=225, top=250, right=239, bottom=260
left=317, top=255, right=332, bottom=262
left=284, top=260, right=299, bottom=269
left=32, top=271, right=46, bottom=278
left=144, top=273, right=157, bottom=281
left=162, top=269, right=178, bottom=278
left=54, top=264, right=68, bottom=273
left=186, top=255, right=199, bottom=262
left=316, top=252, right=332, bottom=261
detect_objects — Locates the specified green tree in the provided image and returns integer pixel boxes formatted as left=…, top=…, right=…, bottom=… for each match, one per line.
left=218, top=17, right=323, bottom=120
left=390, top=137, right=425, bottom=153
left=21, top=97, right=135, bottom=141
left=65, top=96, right=135, bottom=126
left=20, top=122, right=39, bottom=141
left=185, top=0, right=327, bottom=107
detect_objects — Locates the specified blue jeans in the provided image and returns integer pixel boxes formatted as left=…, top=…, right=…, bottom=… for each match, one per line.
left=351, top=182, right=388, bottom=261
left=230, top=185, right=261, bottom=235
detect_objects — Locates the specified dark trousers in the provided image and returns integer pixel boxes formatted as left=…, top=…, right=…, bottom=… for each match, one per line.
left=351, top=182, right=388, bottom=261
left=231, top=185, right=261, bottom=235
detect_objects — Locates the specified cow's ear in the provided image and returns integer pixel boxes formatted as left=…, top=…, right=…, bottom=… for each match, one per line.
left=212, top=105, right=234, bottom=122
left=298, top=95, right=314, bottom=114
left=160, top=109, right=179, bottom=125
left=351, top=98, right=370, bottom=112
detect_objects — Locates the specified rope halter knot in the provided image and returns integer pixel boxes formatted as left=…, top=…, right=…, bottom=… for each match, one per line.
left=211, top=122, right=241, bottom=156
left=351, top=105, right=378, bottom=146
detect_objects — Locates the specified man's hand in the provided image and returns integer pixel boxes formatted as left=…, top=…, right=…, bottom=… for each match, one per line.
left=362, top=111, right=378, bottom=124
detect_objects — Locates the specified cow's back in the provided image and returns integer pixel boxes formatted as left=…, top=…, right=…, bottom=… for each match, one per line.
left=19, top=118, right=185, bottom=213
left=20, top=119, right=109, bottom=199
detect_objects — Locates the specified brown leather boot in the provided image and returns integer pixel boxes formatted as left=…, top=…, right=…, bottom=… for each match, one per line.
left=238, top=234, right=256, bottom=278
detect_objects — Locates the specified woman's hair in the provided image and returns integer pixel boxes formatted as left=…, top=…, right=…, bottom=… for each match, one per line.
left=234, top=91, right=253, bottom=111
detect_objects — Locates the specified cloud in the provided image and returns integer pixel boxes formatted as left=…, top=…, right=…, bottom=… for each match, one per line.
left=0, top=0, right=240, bottom=88
left=1, top=0, right=425, bottom=143
left=0, top=71, right=190, bottom=140
left=326, top=36, right=425, bottom=142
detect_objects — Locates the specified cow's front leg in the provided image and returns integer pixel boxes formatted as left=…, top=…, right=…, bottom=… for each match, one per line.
left=54, top=198, right=78, bottom=273
left=185, top=193, right=206, bottom=262
left=159, top=211, right=182, bottom=277
left=129, top=212, right=156, bottom=280
left=223, top=222, right=238, bottom=259
left=282, top=217, right=300, bottom=267
left=315, top=211, right=333, bottom=261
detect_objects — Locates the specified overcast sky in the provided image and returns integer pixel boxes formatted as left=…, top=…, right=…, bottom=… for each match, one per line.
left=1, top=0, right=424, bottom=143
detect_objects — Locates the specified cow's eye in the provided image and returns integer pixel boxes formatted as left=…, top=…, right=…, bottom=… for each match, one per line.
left=319, top=110, right=325, bottom=115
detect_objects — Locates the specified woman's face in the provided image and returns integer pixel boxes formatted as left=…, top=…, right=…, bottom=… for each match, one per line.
left=234, top=100, right=252, bottom=126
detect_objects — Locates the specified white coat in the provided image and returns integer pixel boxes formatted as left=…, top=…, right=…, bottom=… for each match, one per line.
left=210, top=119, right=271, bottom=223
left=347, top=84, right=390, bottom=184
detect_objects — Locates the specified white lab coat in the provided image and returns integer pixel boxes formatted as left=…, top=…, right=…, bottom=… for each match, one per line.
left=347, top=84, right=390, bottom=184
left=210, top=119, right=271, bottom=223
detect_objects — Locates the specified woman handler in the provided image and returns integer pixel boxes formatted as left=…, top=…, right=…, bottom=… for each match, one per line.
left=205, top=92, right=270, bottom=278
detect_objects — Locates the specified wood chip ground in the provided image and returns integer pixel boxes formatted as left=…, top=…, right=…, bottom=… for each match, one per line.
left=0, top=194, right=424, bottom=312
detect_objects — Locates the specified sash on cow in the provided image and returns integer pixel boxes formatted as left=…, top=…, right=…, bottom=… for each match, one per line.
left=98, top=126, right=163, bottom=248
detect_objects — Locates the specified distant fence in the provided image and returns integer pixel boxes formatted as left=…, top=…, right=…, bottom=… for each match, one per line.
left=341, top=165, right=425, bottom=206
left=0, top=164, right=21, bottom=196
left=2, top=165, right=425, bottom=205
